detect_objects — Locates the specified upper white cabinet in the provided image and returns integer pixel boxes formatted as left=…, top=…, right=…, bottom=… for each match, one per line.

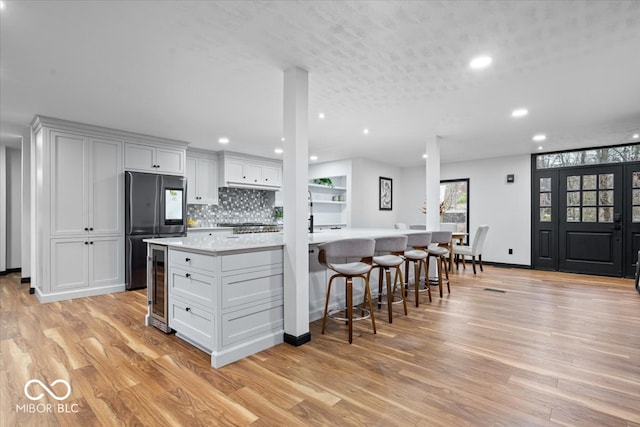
left=218, top=152, right=282, bottom=189
left=125, top=142, right=185, bottom=175
left=186, top=150, right=218, bottom=205
left=50, top=132, right=123, bottom=236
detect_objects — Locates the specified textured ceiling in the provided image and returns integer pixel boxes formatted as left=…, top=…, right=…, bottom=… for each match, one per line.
left=1, top=0, right=639, bottom=165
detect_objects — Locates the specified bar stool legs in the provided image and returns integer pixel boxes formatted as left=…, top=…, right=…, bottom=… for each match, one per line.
left=372, top=264, right=407, bottom=323
left=322, top=273, right=377, bottom=344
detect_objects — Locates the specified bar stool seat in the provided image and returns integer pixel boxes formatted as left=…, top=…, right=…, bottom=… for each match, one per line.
left=369, top=235, right=408, bottom=323
left=318, top=238, right=377, bottom=343
left=403, top=232, right=432, bottom=307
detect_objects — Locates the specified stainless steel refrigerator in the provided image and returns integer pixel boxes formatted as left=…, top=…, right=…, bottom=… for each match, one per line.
left=125, top=171, right=187, bottom=290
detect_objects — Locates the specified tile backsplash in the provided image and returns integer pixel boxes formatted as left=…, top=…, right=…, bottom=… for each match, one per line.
left=187, top=187, right=276, bottom=227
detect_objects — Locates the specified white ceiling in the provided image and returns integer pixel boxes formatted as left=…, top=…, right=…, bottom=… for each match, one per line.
left=1, top=0, right=639, bottom=165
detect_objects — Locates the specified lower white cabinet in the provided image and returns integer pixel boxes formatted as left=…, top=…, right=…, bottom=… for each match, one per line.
left=50, top=235, right=124, bottom=293
left=167, top=247, right=284, bottom=368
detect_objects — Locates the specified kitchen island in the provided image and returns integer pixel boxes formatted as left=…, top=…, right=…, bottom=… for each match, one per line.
left=144, top=233, right=285, bottom=368
left=145, top=228, right=422, bottom=367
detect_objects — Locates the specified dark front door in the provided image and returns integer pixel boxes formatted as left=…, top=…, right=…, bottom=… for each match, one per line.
left=624, top=162, right=640, bottom=277
left=558, top=165, right=623, bottom=276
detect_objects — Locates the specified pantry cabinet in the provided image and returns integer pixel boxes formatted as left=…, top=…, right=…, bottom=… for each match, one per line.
left=31, top=116, right=189, bottom=302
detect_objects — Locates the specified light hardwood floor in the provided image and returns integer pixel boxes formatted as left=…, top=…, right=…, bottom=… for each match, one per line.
left=1, top=267, right=639, bottom=426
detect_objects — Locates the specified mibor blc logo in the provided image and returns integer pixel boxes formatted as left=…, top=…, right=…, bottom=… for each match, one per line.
left=16, top=379, right=79, bottom=414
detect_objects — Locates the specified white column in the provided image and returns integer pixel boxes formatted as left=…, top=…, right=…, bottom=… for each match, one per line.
left=425, top=136, right=441, bottom=230
left=0, top=144, right=6, bottom=273
left=282, top=67, right=310, bottom=345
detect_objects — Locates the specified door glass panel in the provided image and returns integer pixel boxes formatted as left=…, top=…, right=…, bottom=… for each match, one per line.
left=633, top=206, right=640, bottom=222
left=582, top=207, right=597, bottom=222
left=599, top=207, right=614, bottom=222
left=540, top=193, right=551, bottom=206
left=583, top=191, right=597, bottom=206
left=540, top=208, right=551, bottom=222
left=633, top=189, right=640, bottom=204
left=567, top=176, right=580, bottom=191
left=634, top=172, right=640, bottom=188
left=567, top=208, right=580, bottom=222
left=567, top=192, right=580, bottom=206
left=540, top=177, right=552, bottom=192
left=582, top=175, right=597, bottom=190
left=599, top=174, right=614, bottom=189
left=599, top=190, right=614, bottom=206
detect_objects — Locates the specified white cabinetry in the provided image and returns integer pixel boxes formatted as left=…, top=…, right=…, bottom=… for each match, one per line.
left=33, top=116, right=184, bottom=302
left=186, top=150, right=218, bottom=205
left=125, top=142, right=185, bottom=175
left=167, top=246, right=284, bottom=368
left=218, top=152, right=282, bottom=189
left=308, top=175, right=349, bottom=229
left=50, top=132, right=123, bottom=236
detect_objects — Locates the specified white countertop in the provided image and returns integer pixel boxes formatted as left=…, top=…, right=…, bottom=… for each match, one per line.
left=145, top=228, right=423, bottom=254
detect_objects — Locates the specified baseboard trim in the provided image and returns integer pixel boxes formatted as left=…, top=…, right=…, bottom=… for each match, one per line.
left=0, top=268, right=21, bottom=276
left=284, top=332, right=311, bottom=347
left=21, top=277, right=31, bottom=284
left=481, top=261, right=531, bottom=269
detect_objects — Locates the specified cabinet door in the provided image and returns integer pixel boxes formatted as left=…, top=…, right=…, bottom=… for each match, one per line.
left=186, top=156, right=198, bottom=204
left=225, top=158, right=246, bottom=183
left=50, top=132, right=89, bottom=236
left=156, top=147, right=185, bottom=175
left=90, top=236, right=124, bottom=287
left=89, top=138, right=123, bottom=235
left=197, top=158, right=218, bottom=204
left=261, top=164, right=281, bottom=187
left=50, top=238, right=89, bottom=291
left=124, top=143, right=155, bottom=171
left=245, top=163, right=262, bottom=184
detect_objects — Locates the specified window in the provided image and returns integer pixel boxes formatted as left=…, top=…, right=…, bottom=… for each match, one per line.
left=440, top=179, right=469, bottom=241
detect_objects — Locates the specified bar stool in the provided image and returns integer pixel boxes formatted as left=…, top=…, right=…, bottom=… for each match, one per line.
left=403, top=232, right=432, bottom=307
left=428, top=231, right=452, bottom=297
left=318, top=238, right=377, bottom=344
left=368, top=235, right=408, bottom=323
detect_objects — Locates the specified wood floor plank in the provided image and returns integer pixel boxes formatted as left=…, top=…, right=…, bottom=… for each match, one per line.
left=2, top=267, right=639, bottom=425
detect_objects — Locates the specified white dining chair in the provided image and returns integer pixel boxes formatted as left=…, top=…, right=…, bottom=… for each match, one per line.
left=453, top=225, right=489, bottom=274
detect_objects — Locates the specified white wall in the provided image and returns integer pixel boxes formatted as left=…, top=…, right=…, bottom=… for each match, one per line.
left=21, top=134, right=31, bottom=279
left=397, top=154, right=532, bottom=266
left=6, top=147, right=22, bottom=269
left=0, top=144, right=5, bottom=272
left=441, top=154, right=531, bottom=266
left=350, top=158, right=402, bottom=228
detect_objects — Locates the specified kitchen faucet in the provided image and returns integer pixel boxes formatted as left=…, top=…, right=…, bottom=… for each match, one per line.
left=308, top=190, right=314, bottom=233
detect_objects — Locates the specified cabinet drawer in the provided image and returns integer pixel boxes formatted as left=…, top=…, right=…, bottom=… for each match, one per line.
left=221, top=249, right=283, bottom=273
left=221, top=300, right=283, bottom=347
left=221, top=268, right=283, bottom=310
left=169, top=268, right=215, bottom=309
left=170, top=249, right=215, bottom=273
left=169, top=297, right=214, bottom=351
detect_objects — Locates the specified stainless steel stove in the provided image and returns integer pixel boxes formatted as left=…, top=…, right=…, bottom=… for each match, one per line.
left=217, top=223, right=282, bottom=234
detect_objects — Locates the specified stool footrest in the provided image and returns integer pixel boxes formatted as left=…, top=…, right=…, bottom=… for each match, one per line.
left=328, top=307, right=371, bottom=322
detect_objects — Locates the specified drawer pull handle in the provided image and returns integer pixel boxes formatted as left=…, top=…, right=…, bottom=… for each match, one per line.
left=185, top=258, right=191, bottom=262
left=185, top=273, right=191, bottom=278
left=185, top=307, right=191, bottom=312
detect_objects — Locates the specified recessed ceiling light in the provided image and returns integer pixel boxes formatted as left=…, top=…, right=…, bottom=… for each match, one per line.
left=274, top=148, right=283, bottom=154
left=309, top=155, right=318, bottom=161
left=511, top=108, right=528, bottom=118
left=218, top=137, right=229, bottom=144
left=422, top=154, right=427, bottom=159
left=633, top=133, right=639, bottom=139
left=281, top=137, right=285, bottom=142
left=469, top=55, right=492, bottom=70
left=363, top=128, right=369, bottom=135
left=318, top=113, right=325, bottom=120
left=533, top=134, right=546, bottom=142
left=538, top=146, right=544, bottom=150
left=0, top=1, right=6, bottom=11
